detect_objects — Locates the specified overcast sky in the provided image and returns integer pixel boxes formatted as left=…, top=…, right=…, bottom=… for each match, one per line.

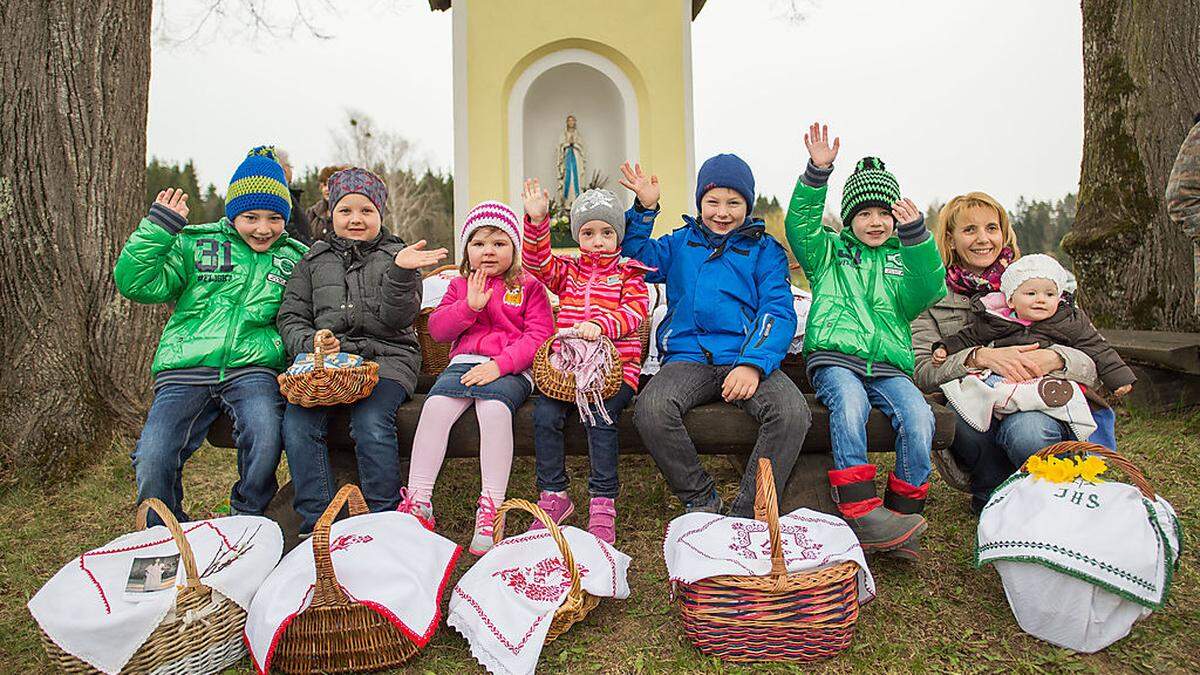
left=148, top=0, right=1083, bottom=212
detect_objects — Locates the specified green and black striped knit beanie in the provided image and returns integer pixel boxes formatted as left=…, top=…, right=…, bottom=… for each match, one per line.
left=840, top=156, right=901, bottom=224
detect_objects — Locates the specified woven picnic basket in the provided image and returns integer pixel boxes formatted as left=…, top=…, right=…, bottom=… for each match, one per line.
left=416, top=264, right=459, bottom=376
left=675, top=459, right=861, bottom=663
left=532, top=333, right=623, bottom=402
left=491, top=499, right=601, bottom=643
left=271, top=484, right=420, bottom=673
left=278, top=334, right=379, bottom=407
left=39, top=499, right=248, bottom=674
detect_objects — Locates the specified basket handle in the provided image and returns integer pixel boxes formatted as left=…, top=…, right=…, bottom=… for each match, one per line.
left=422, top=263, right=458, bottom=279
left=492, top=499, right=584, bottom=603
left=310, top=484, right=370, bottom=606
left=136, top=498, right=202, bottom=589
left=312, top=332, right=327, bottom=373
left=1025, top=440, right=1155, bottom=499
left=752, top=458, right=788, bottom=580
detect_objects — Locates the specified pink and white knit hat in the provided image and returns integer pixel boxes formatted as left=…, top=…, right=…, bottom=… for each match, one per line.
left=460, top=200, right=521, bottom=251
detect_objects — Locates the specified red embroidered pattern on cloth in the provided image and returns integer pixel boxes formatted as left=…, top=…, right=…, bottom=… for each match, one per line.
left=453, top=586, right=548, bottom=655
left=493, top=558, right=590, bottom=603
left=727, top=521, right=822, bottom=563
left=328, top=534, right=373, bottom=552
left=79, top=521, right=236, bottom=614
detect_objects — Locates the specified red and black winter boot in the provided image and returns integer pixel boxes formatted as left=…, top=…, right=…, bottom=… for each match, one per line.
left=829, top=465, right=926, bottom=554
left=883, top=473, right=930, bottom=561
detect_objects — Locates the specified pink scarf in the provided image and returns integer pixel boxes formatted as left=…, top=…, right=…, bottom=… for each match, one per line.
left=549, top=330, right=616, bottom=426
left=945, top=246, right=1016, bottom=297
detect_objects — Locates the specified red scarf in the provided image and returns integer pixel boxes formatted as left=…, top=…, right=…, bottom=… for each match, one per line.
left=945, top=247, right=1015, bottom=296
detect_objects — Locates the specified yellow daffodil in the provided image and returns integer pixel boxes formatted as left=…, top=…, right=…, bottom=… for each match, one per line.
left=1026, top=455, right=1081, bottom=483
left=1074, top=455, right=1108, bottom=484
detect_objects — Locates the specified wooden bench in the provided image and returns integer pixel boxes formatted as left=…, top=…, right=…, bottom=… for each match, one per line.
left=1103, top=329, right=1200, bottom=410
left=206, top=364, right=957, bottom=545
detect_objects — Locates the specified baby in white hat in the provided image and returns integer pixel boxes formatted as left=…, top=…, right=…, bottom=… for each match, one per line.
left=933, top=254, right=1135, bottom=396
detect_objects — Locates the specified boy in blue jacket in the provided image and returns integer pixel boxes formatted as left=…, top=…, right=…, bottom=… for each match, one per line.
left=620, top=156, right=809, bottom=516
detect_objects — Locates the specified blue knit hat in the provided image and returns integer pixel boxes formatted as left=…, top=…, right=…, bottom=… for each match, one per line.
left=695, top=153, right=756, bottom=216
left=225, top=146, right=292, bottom=222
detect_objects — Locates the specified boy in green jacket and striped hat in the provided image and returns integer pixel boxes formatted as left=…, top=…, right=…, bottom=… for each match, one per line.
left=115, top=146, right=307, bottom=526
left=785, top=123, right=947, bottom=560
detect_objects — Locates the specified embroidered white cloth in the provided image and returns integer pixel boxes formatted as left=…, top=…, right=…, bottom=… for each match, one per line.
left=244, top=512, right=460, bottom=674
left=977, top=473, right=1181, bottom=652
left=448, top=527, right=631, bottom=675
left=421, top=267, right=459, bottom=309
left=662, top=509, right=875, bottom=603
left=942, top=372, right=1097, bottom=441
left=27, top=516, right=282, bottom=675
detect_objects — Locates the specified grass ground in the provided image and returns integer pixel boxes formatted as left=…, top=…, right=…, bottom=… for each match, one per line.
left=1, top=406, right=1197, bottom=673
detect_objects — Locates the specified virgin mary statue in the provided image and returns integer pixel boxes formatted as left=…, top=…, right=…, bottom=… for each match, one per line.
left=556, top=115, right=586, bottom=207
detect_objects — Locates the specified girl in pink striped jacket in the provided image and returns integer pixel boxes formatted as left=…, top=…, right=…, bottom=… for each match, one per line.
left=401, top=201, right=554, bottom=555
left=521, top=179, right=650, bottom=544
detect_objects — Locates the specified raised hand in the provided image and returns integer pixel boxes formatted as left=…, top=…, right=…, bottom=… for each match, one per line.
left=394, top=239, right=448, bottom=270
left=618, top=161, right=660, bottom=210
left=155, top=188, right=190, bottom=220
left=466, top=268, right=494, bottom=311
left=523, top=178, right=550, bottom=221
left=803, top=122, right=840, bottom=168
left=891, top=198, right=922, bottom=226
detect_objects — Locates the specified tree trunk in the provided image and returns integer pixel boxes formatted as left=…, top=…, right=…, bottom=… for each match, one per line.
left=0, top=1, right=159, bottom=483
left=1064, top=0, right=1200, bottom=331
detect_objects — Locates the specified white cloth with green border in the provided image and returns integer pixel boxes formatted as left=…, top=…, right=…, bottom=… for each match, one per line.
left=976, top=473, right=1180, bottom=653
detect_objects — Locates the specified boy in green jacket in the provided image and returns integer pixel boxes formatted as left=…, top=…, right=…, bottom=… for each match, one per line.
left=115, top=146, right=307, bottom=526
left=785, top=123, right=947, bottom=559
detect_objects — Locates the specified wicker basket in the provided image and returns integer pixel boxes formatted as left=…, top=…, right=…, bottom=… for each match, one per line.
left=278, top=334, right=379, bottom=408
left=271, top=484, right=421, bottom=673
left=416, top=264, right=460, bottom=377
left=491, top=499, right=602, bottom=643
left=532, top=334, right=623, bottom=403
left=40, top=499, right=248, bottom=674
left=1022, top=441, right=1155, bottom=497
left=675, top=459, right=861, bottom=663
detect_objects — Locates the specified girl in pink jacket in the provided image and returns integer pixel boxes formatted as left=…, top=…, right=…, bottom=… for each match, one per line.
left=401, top=201, right=554, bottom=554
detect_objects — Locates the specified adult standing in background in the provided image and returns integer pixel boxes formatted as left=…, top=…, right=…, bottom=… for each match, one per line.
left=274, top=148, right=313, bottom=246
left=306, top=164, right=352, bottom=242
left=1165, top=113, right=1200, bottom=316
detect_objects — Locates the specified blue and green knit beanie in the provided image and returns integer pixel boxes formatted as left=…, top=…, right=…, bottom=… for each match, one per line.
left=840, top=156, right=900, bottom=224
left=225, top=146, right=292, bottom=222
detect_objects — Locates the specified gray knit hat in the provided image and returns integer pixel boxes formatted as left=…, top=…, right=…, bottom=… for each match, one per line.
left=570, top=189, right=625, bottom=243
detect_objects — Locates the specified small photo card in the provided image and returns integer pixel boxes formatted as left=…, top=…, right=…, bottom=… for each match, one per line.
left=124, top=554, right=180, bottom=602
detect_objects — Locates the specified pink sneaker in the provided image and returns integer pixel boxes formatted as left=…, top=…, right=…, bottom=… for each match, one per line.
left=588, top=497, right=617, bottom=544
left=469, top=494, right=499, bottom=556
left=397, top=488, right=435, bottom=530
left=528, top=490, right=575, bottom=532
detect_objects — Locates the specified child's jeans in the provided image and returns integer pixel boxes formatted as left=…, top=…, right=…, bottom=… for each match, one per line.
left=533, top=384, right=635, bottom=499
left=634, top=362, right=810, bottom=517
left=284, top=378, right=409, bottom=535
left=810, top=365, right=934, bottom=486
left=132, top=373, right=284, bottom=527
